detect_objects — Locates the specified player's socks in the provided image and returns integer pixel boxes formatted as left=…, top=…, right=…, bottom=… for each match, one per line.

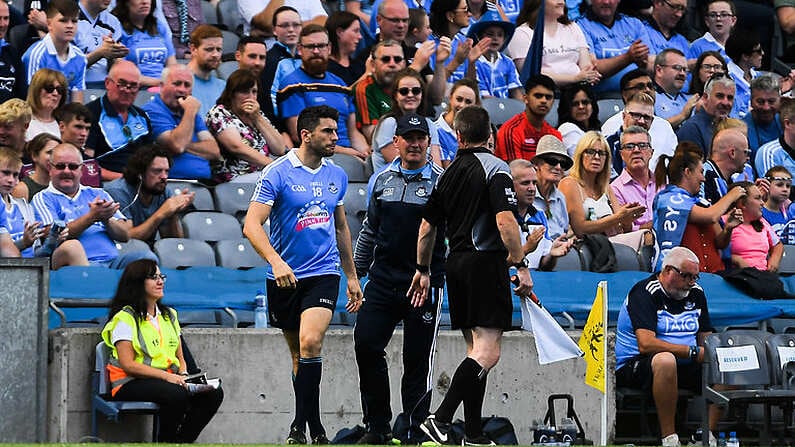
left=434, top=357, right=482, bottom=423
left=300, top=356, right=325, bottom=437
left=463, top=366, right=488, bottom=437
left=293, top=364, right=307, bottom=432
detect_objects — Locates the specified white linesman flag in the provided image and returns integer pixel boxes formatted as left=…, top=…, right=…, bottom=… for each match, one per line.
left=521, top=295, right=583, bottom=365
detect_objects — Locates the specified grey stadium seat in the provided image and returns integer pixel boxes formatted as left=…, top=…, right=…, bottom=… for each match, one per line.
left=343, top=182, right=369, bottom=223
left=166, top=180, right=215, bottom=211
left=182, top=211, right=243, bottom=242
left=330, top=153, right=370, bottom=183
left=213, top=181, right=256, bottom=221
left=482, top=97, right=525, bottom=127
left=154, top=238, right=216, bottom=269
left=215, top=238, right=266, bottom=269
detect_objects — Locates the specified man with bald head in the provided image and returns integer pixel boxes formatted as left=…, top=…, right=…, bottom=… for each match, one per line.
left=142, top=64, right=221, bottom=180
left=86, top=60, right=154, bottom=181
left=702, top=128, right=751, bottom=204
left=31, top=143, right=157, bottom=268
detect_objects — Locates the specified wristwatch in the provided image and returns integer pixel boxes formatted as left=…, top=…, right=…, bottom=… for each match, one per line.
left=415, top=263, right=430, bottom=274
left=510, top=259, right=529, bottom=270
left=688, top=345, right=699, bottom=360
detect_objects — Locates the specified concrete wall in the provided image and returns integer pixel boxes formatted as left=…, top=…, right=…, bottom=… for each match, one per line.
left=48, top=327, right=616, bottom=444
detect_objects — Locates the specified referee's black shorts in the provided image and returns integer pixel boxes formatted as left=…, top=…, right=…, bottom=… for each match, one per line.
left=446, top=251, right=513, bottom=330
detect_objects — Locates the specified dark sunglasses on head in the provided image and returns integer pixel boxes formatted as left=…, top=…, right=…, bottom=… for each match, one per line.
left=379, top=55, right=404, bottom=64
left=50, top=162, right=82, bottom=171
left=397, top=86, right=422, bottom=96
left=43, top=84, right=65, bottom=94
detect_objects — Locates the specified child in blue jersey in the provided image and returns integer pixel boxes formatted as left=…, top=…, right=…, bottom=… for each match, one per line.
left=243, top=105, right=363, bottom=446
left=22, top=0, right=87, bottom=104
left=688, top=0, right=735, bottom=62
left=762, top=166, right=795, bottom=245
left=467, top=8, right=523, bottom=100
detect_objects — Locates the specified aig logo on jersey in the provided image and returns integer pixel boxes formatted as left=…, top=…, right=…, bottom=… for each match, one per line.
left=295, top=200, right=331, bottom=231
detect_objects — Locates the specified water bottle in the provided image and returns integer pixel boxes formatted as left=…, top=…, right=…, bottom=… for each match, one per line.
left=718, top=432, right=727, bottom=447
left=254, top=290, right=268, bottom=328
left=726, top=432, right=739, bottom=447
left=34, top=220, right=65, bottom=257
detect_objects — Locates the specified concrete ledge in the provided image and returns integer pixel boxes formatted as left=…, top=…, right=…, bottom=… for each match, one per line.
left=48, top=328, right=616, bottom=444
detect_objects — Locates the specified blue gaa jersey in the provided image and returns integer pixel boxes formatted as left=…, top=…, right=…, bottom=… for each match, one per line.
left=615, top=274, right=712, bottom=371
left=31, top=184, right=124, bottom=263
left=474, top=53, right=522, bottom=99
left=118, top=19, right=175, bottom=79
left=277, top=68, right=356, bottom=148
left=251, top=149, right=348, bottom=280
left=4, top=197, right=35, bottom=257
left=22, top=34, right=87, bottom=95
left=76, top=4, right=124, bottom=83
left=577, top=13, right=651, bottom=93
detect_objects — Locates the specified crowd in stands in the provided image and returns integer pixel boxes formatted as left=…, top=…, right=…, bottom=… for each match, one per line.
left=0, top=0, right=794, bottom=281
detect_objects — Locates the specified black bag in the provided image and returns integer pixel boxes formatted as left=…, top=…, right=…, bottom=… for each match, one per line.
left=448, top=416, right=518, bottom=445
left=580, top=234, right=617, bottom=273
left=331, top=425, right=365, bottom=444
left=719, top=267, right=795, bottom=300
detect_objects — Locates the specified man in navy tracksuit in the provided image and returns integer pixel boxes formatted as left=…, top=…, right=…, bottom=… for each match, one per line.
left=353, top=113, right=446, bottom=445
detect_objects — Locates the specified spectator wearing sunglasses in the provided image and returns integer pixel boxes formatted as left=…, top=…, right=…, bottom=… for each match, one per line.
left=31, top=143, right=158, bottom=268
left=531, top=135, right=573, bottom=239
left=676, top=73, right=736, bottom=157
left=354, top=40, right=406, bottom=144
left=370, top=68, right=442, bottom=172
left=85, top=61, right=154, bottom=182
left=25, top=68, right=65, bottom=142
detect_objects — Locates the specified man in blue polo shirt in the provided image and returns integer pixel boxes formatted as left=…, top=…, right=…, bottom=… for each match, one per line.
left=653, top=49, right=698, bottom=129
left=244, top=105, right=363, bottom=446
left=576, top=0, right=653, bottom=94
left=643, top=0, right=690, bottom=56
left=22, top=0, right=87, bottom=103
left=142, top=65, right=221, bottom=180
left=277, top=24, right=369, bottom=160
left=86, top=60, right=153, bottom=181
left=75, top=0, right=128, bottom=87
left=31, top=143, right=156, bottom=268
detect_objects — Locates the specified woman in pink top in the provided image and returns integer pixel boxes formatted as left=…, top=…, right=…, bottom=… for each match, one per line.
left=729, top=182, right=783, bottom=271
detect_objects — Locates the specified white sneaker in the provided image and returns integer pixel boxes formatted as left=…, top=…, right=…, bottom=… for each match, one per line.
left=662, top=433, right=681, bottom=447
left=709, top=431, right=717, bottom=447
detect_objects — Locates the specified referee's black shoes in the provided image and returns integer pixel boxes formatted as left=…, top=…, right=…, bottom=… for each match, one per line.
left=286, top=426, right=307, bottom=444
left=356, top=430, right=395, bottom=445
left=420, top=415, right=451, bottom=445
left=461, top=435, right=496, bottom=446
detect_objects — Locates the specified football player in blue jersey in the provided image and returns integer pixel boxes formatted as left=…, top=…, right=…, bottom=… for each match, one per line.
left=244, top=105, right=363, bottom=445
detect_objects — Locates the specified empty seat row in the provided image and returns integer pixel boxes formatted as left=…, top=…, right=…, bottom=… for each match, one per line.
left=154, top=238, right=264, bottom=270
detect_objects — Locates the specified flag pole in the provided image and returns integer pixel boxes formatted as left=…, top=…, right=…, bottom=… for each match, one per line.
left=599, top=281, right=608, bottom=446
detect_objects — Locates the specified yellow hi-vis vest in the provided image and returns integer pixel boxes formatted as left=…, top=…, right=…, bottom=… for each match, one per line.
left=101, top=305, right=182, bottom=396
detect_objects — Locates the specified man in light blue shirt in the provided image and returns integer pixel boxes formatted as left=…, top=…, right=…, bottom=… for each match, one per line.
left=652, top=49, right=696, bottom=129
left=643, top=0, right=689, bottom=55
left=186, top=25, right=226, bottom=123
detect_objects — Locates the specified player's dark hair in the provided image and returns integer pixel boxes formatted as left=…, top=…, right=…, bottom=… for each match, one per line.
left=297, top=105, right=339, bottom=133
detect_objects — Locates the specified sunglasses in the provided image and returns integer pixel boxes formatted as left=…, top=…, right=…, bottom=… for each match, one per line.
left=583, top=148, right=608, bottom=158
left=50, top=162, right=82, bottom=171
left=397, top=86, right=422, bottom=96
left=122, top=125, right=132, bottom=139
left=146, top=273, right=168, bottom=281
left=378, top=55, right=404, bottom=64
left=43, top=84, right=65, bottom=94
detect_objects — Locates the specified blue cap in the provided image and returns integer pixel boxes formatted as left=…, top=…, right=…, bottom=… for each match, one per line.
left=466, top=3, right=515, bottom=51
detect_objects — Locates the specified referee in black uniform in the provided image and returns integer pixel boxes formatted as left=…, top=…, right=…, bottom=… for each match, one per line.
left=353, top=114, right=446, bottom=445
left=409, top=106, right=534, bottom=446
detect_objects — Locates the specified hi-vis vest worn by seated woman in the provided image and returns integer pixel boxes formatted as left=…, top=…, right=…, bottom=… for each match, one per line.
left=101, top=306, right=181, bottom=396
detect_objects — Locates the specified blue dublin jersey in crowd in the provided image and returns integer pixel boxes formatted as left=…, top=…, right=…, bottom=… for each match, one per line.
left=277, top=68, right=356, bottom=148
left=22, top=34, right=87, bottom=94
left=251, top=149, right=348, bottom=280
left=615, top=275, right=712, bottom=371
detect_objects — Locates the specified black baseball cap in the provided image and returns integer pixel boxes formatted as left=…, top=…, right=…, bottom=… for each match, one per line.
left=395, top=113, right=430, bottom=136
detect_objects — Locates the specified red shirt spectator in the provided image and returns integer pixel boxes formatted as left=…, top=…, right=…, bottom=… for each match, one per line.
left=496, top=114, right=562, bottom=161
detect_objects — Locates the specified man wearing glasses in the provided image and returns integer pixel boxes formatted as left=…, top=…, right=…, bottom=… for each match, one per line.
left=653, top=49, right=698, bottom=129
left=31, top=143, right=157, bottom=269
left=643, top=0, right=690, bottom=56
left=676, top=74, right=736, bottom=157
left=278, top=25, right=369, bottom=160
left=615, top=246, right=719, bottom=447
left=602, top=70, right=678, bottom=173
left=606, top=92, right=656, bottom=177
left=610, top=126, right=657, bottom=231
left=86, top=60, right=153, bottom=181
left=355, top=40, right=406, bottom=143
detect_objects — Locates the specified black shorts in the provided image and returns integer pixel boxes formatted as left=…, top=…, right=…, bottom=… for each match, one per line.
left=616, top=355, right=702, bottom=393
left=446, top=251, right=512, bottom=330
left=266, top=274, right=340, bottom=330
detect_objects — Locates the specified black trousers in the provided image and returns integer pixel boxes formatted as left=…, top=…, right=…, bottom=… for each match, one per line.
left=114, top=378, right=224, bottom=442
left=354, top=279, right=442, bottom=440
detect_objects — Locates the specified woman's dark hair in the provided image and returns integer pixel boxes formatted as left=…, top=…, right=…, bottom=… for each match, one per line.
left=113, top=0, right=159, bottom=35
left=25, top=132, right=61, bottom=160
left=654, top=141, right=704, bottom=187
left=325, top=11, right=359, bottom=59
left=430, top=0, right=462, bottom=38
left=216, top=69, right=258, bottom=109
left=384, top=68, right=429, bottom=118
left=107, top=259, right=170, bottom=322
left=725, top=29, right=760, bottom=65
left=515, top=0, right=570, bottom=26
left=557, top=83, right=600, bottom=131
left=689, top=51, right=728, bottom=95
